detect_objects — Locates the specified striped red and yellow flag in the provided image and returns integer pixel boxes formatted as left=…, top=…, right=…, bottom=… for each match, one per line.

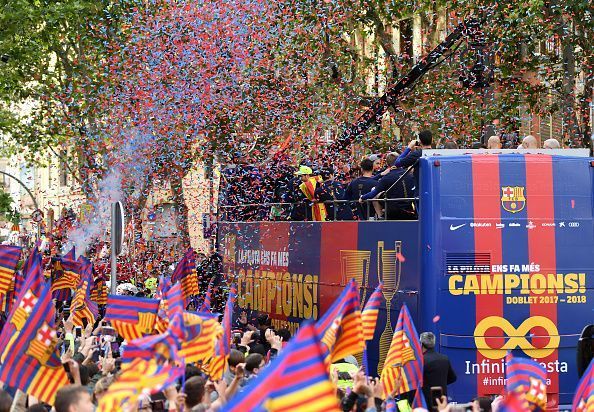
left=180, top=317, right=222, bottom=363
left=362, top=284, right=383, bottom=341
left=0, top=245, right=21, bottom=296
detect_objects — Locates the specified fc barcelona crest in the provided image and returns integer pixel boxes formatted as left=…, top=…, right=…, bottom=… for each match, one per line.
left=501, top=186, right=526, bottom=213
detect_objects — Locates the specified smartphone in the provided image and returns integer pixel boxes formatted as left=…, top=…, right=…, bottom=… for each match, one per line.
left=62, top=362, right=70, bottom=374
left=101, top=326, right=116, bottom=336
left=110, top=342, right=119, bottom=354
left=92, top=348, right=100, bottom=363
left=430, top=386, right=444, bottom=411
left=74, top=327, right=82, bottom=338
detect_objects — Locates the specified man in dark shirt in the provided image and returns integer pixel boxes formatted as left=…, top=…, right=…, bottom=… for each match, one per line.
left=420, top=332, right=457, bottom=408
left=314, top=168, right=353, bottom=220
left=360, top=166, right=415, bottom=219
left=345, top=158, right=376, bottom=220
left=393, top=130, right=432, bottom=188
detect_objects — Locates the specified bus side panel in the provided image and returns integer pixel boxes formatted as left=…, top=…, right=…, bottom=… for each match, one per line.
left=421, top=155, right=594, bottom=407
left=219, top=220, right=421, bottom=376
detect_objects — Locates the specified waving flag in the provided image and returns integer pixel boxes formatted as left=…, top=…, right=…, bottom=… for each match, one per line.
left=0, top=248, right=45, bottom=354
left=71, top=259, right=98, bottom=327
left=380, top=303, right=425, bottom=408
left=180, top=312, right=222, bottom=363
left=64, top=247, right=75, bottom=260
left=506, top=354, right=547, bottom=411
left=362, top=283, right=383, bottom=341
left=105, top=295, right=160, bottom=341
left=90, top=276, right=108, bottom=305
left=208, top=286, right=236, bottom=381
left=573, top=360, right=594, bottom=412
left=0, top=282, right=68, bottom=404
left=0, top=245, right=21, bottom=296
left=171, top=249, right=199, bottom=305
left=122, top=331, right=180, bottom=364
left=165, top=283, right=185, bottom=340
left=51, top=256, right=79, bottom=293
left=98, top=358, right=183, bottom=412
left=154, top=276, right=172, bottom=333
left=315, top=279, right=364, bottom=363
left=223, top=322, right=339, bottom=412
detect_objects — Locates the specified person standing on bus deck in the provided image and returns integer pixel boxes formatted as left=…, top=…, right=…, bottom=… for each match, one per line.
left=420, top=332, right=457, bottom=407
left=295, top=165, right=327, bottom=221
left=393, top=130, right=433, bottom=193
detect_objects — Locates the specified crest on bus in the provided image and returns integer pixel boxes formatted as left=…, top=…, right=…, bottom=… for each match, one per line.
left=501, top=186, right=526, bottom=214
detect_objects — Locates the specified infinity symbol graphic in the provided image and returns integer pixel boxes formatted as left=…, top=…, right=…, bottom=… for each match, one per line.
left=474, top=316, right=560, bottom=359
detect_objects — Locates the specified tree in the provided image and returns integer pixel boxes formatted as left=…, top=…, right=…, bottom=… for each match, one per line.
left=0, top=189, right=19, bottom=225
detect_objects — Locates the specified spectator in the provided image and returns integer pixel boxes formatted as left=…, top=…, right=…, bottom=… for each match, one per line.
left=0, top=390, right=11, bottom=412
left=184, top=376, right=206, bottom=410
left=345, top=158, right=377, bottom=220
left=224, top=349, right=246, bottom=385
left=314, top=167, right=353, bottom=221
left=487, top=135, right=502, bottom=149
left=136, top=394, right=152, bottom=411
left=92, top=376, right=113, bottom=404
left=294, top=165, right=327, bottom=221
left=521, top=135, right=538, bottom=149
left=245, top=353, right=265, bottom=377
left=54, top=385, right=95, bottom=412
left=420, top=332, right=457, bottom=407
left=543, top=138, right=560, bottom=149
left=443, top=140, right=458, bottom=149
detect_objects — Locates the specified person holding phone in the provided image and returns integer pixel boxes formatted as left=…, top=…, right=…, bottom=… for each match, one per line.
left=420, top=332, right=457, bottom=408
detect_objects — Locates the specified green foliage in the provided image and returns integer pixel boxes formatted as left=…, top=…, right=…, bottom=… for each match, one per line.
left=0, top=188, right=20, bottom=224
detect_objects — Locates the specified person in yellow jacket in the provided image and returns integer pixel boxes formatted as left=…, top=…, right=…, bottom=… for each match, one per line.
left=295, top=165, right=327, bottom=221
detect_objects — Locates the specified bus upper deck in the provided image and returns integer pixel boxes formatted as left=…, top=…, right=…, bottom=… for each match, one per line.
left=218, top=151, right=594, bottom=407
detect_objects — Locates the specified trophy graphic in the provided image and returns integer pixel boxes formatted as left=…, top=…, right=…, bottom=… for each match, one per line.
left=377, top=240, right=402, bottom=375
left=340, top=250, right=371, bottom=306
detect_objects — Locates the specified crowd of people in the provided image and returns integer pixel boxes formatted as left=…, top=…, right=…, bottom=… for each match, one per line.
left=0, top=299, right=508, bottom=412
left=219, top=131, right=569, bottom=223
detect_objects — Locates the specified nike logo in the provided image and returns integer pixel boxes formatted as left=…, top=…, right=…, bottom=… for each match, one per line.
left=449, top=223, right=466, bottom=231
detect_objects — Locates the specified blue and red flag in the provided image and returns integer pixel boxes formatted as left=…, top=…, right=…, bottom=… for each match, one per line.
left=222, top=322, right=339, bottom=412
left=71, top=258, right=98, bottom=327
left=63, top=247, right=75, bottom=260
left=0, top=245, right=21, bottom=297
left=122, top=330, right=180, bottom=364
left=165, top=283, right=185, bottom=340
left=0, top=248, right=46, bottom=352
left=380, top=303, right=425, bottom=408
left=208, top=285, right=236, bottom=380
left=171, top=249, right=199, bottom=305
left=506, top=354, right=547, bottom=411
left=573, top=360, right=594, bottom=412
left=105, top=294, right=160, bottom=341
left=315, top=279, right=364, bottom=363
left=0, top=281, right=68, bottom=404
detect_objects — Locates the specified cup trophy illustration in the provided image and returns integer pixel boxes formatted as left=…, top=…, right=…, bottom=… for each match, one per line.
left=377, top=240, right=402, bottom=375
left=340, top=250, right=371, bottom=306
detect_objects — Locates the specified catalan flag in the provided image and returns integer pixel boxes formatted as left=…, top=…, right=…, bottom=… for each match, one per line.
left=98, top=358, right=183, bottom=412
left=380, top=303, right=425, bottom=408
left=0, top=282, right=68, bottom=405
left=506, top=354, right=547, bottom=411
left=208, top=285, right=236, bottom=381
left=573, top=359, right=594, bottom=412
left=222, top=322, right=339, bottom=412
left=0, top=248, right=45, bottom=355
left=362, top=283, right=383, bottom=341
left=315, top=279, right=364, bottom=363
left=0, top=245, right=21, bottom=297
left=71, top=258, right=98, bottom=327
left=171, top=249, right=199, bottom=305
left=105, top=294, right=159, bottom=341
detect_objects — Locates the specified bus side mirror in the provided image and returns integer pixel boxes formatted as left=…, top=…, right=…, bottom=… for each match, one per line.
left=577, top=324, right=594, bottom=378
